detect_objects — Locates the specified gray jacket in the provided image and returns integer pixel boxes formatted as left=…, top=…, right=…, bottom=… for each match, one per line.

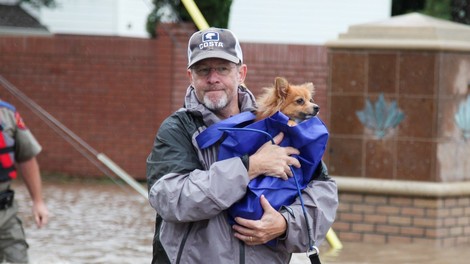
left=147, top=85, right=338, bottom=264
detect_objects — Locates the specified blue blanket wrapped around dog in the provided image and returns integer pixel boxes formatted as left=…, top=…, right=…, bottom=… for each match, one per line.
left=196, top=111, right=329, bottom=224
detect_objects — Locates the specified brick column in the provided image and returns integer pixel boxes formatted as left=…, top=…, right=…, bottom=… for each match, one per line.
left=325, top=13, right=470, bottom=246
left=326, top=13, right=470, bottom=182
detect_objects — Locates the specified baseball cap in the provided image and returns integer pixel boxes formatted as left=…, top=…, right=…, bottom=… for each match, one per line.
left=187, top=28, right=243, bottom=68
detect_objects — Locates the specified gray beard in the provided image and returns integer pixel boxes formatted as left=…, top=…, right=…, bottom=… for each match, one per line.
left=203, top=94, right=228, bottom=111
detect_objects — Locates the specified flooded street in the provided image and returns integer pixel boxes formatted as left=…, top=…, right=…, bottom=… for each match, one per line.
left=14, top=179, right=154, bottom=264
left=13, top=179, right=470, bottom=264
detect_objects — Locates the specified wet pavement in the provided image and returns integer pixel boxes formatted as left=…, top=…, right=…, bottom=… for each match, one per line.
left=13, top=179, right=470, bottom=264
left=290, top=243, right=470, bottom=264
left=14, top=179, right=154, bottom=264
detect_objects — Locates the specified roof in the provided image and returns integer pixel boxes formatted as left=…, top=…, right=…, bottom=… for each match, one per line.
left=0, top=4, right=50, bottom=36
left=326, top=12, right=470, bottom=51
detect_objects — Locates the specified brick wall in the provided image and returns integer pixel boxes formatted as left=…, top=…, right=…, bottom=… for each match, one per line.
left=334, top=192, right=470, bottom=246
left=242, top=43, right=329, bottom=118
left=1, top=35, right=172, bottom=180
left=0, top=23, right=329, bottom=180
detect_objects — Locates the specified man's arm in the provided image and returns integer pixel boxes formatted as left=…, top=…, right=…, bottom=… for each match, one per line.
left=17, top=157, right=49, bottom=228
left=148, top=115, right=250, bottom=222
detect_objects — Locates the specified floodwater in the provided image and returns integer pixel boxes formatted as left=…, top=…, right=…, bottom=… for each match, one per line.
left=13, top=179, right=470, bottom=264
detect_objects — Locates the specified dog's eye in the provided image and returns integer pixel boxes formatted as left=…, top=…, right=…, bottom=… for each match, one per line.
left=296, top=98, right=305, bottom=105
left=310, top=99, right=314, bottom=103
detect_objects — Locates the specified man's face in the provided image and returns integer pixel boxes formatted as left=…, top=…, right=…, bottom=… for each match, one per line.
left=188, top=58, right=246, bottom=114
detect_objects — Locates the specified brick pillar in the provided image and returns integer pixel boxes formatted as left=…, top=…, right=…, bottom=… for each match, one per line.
left=156, top=23, right=197, bottom=112
left=326, top=13, right=470, bottom=182
left=325, top=13, right=470, bottom=247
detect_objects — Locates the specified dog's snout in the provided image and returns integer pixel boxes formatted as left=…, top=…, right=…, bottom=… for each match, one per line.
left=313, top=105, right=320, bottom=115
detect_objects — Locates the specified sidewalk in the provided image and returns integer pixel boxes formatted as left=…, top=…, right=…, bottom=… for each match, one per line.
left=290, top=241, right=470, bottom=264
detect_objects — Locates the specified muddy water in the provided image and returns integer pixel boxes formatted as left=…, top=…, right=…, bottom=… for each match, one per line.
left=13, top=180, right=470, bottom=264
left=14, top=180, right=154, bottom=264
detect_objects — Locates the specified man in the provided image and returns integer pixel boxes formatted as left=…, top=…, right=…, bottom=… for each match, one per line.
left=146, top=28, right=338, bottom=263
left=0, top=99, right=48, bottom=263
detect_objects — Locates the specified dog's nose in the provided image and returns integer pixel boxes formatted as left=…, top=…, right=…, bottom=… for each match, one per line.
left=313, top=105, right=320, bottom=115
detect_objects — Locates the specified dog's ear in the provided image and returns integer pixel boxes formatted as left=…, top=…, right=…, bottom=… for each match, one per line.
left=274, top=77, right=289, bottom=99
left=305, top=82, right=315, bottom=95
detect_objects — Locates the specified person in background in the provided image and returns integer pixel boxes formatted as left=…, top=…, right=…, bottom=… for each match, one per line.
left=0, top=99, right=49, bottom=263
left=146, top=27, right=338, bottom=264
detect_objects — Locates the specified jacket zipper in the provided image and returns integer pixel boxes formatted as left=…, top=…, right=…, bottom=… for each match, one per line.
left=239, top=240, right=245, bottom=264
left=175, top=222, right=193, bottom=264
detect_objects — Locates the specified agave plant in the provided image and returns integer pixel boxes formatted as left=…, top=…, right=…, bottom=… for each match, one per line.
left=356, top=93, right=405, bottom=139
left=455, top=94, right=470, bottom=139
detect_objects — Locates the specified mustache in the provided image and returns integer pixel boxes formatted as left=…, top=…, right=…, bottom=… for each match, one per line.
left=204, top=84, right=225, bottom=91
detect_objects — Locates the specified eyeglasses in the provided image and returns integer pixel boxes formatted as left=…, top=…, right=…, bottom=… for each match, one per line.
left=192, top=65, right=235, bottom=77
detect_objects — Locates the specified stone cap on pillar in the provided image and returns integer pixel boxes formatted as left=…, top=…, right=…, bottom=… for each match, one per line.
left=326, top=12, right=470, bottom=51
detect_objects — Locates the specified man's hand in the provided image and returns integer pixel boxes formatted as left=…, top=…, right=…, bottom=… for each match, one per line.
left=232, top=195, right=287, bottom=245
left=248, top=132, right=300, bottom=180
left=32, top=201, right=49, bottom=228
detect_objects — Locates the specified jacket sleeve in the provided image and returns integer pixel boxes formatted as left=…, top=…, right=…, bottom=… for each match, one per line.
left=278, top=161, right=339, bottom=252
left=146, top=113, right=250, bottom=222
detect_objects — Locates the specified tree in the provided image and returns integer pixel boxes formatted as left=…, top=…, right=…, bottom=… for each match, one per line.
left=391, top=0, right=426, bottom=16
left=452, top=0, right=470, bottom=24
left=146, top=0, right=233, bottom=38
left=19, top=0, right=56, bottom=8
left=422, top=0, right=452, bottom=20
left=392, top=0, right=469, bottom=25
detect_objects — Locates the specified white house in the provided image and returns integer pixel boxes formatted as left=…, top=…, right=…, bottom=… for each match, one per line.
left=27, top=0, right=153, bottom=38
left=228, top=0, right=392, bottom=45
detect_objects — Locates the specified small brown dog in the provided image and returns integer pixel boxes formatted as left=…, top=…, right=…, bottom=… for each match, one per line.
left=256, top=77, right=319, bottom=126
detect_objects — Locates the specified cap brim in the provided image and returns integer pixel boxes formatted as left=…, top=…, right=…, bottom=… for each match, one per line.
left=188, top=51, right=240, bottom=68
